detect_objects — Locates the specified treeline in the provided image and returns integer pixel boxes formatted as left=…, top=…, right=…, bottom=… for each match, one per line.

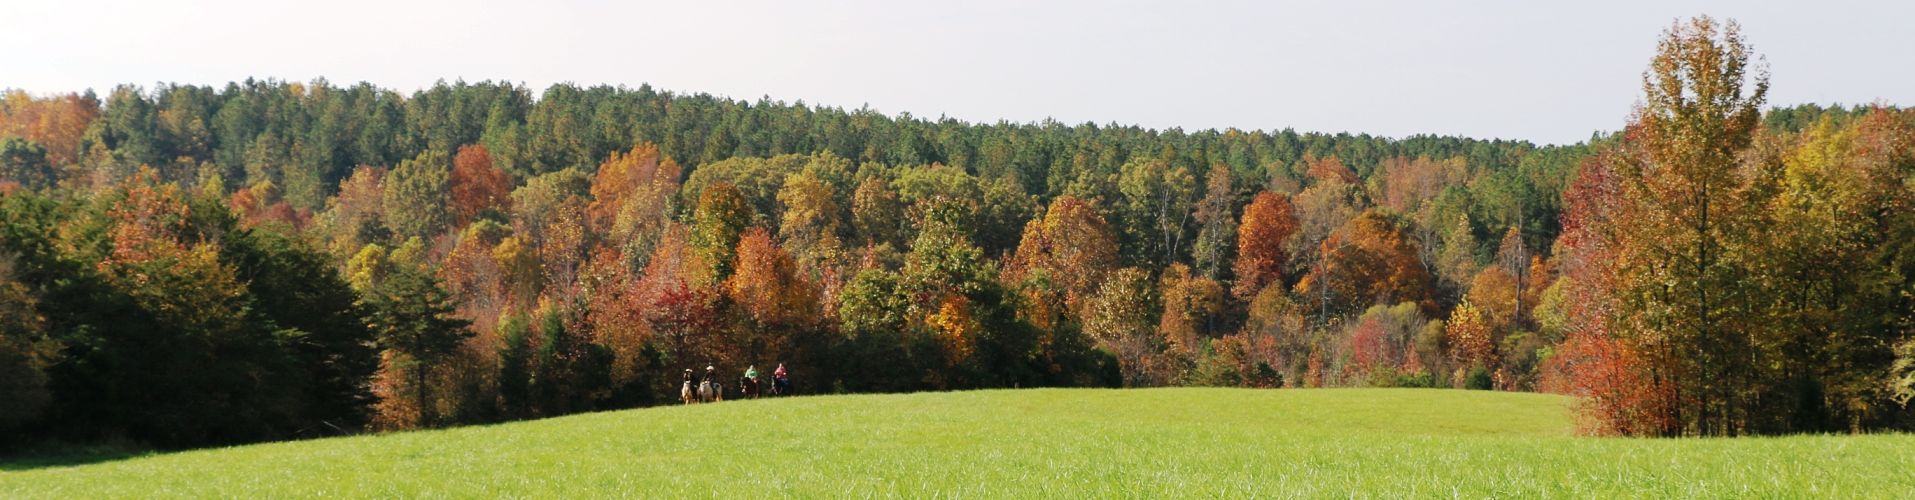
left=1, top=16, right=1911, bottom=448
left=0, top=81, right=1579, bottom=447
left=0, top=73, right=1579, bottom=447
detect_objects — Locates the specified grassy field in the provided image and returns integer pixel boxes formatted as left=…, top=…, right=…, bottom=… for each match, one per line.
left=3, top=388, right=1911, bottom=497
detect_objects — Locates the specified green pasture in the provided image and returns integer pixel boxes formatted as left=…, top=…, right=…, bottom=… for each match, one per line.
left=4, top=388, right=1910, bottom=497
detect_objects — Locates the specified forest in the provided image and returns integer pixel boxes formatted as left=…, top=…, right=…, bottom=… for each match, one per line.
left=1, top=16, right=1911, bottom=448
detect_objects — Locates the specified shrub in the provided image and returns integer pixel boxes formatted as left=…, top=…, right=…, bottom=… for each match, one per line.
left=1464, top=366, right=1494, bottom=390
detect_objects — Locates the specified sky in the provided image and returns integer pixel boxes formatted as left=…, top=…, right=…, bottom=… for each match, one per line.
left=2, top=0, right=1909, bottom=145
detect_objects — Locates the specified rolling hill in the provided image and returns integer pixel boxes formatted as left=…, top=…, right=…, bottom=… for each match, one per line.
left=3, top=388, right=1910, bottom=497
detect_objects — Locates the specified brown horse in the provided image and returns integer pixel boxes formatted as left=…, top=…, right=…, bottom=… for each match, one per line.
left=681, top=380, right=696, bottom=404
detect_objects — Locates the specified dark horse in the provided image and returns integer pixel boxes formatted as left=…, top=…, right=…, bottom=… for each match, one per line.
left=737, top=376, right=760, bottom=399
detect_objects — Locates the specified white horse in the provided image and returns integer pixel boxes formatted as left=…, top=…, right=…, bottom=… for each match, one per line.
left=681, top=380, right=696, bottom=405
left=698, top=380, right=723, bottom=403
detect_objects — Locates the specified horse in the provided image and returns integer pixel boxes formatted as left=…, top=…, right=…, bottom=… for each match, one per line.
left=681, top=380, right=696, bottom=405
left=771, top=376, right=790, bottom=397
left=737, top=376, right=759, bottom=399
left=698, top=379, right=722, bottom=403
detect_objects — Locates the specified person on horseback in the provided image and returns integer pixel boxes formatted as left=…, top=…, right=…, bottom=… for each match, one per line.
left=680, top=368, right=695, bottom=404
left=740, top=365, right=759, bottom=399
left=773, top=362, right=790, bottom=396
left=700, top=364, right=720, bottom=402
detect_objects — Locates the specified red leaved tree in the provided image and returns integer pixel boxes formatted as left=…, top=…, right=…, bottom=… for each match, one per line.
left=1232, top=191, right=1299, bottom=299
left=450, top=144, right=512, bottom=227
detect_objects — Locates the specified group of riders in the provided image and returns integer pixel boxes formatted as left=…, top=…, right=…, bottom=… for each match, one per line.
left=681, top=362, right=790, bottom=403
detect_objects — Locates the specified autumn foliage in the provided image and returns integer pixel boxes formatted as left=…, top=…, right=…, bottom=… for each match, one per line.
left=1299, top=209, right=1434, bottom=317
left=0, top=90, right=100, bottom=167
left=3, top=17, right=1913, bottom=447
left=1231, top=191, right=1299, bottom=298
left=1551, top=17, right=1915, bottom=435
left=1007, top=195, right=1120, bottom=319
left=450, top=144, right=512, bottom=226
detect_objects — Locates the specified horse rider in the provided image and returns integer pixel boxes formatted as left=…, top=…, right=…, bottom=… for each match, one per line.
left=736, top=365, right=757, bottom=398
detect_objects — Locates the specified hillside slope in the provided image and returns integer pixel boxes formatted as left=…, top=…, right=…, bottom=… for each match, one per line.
left=3, top=388, right=1910, bottom=497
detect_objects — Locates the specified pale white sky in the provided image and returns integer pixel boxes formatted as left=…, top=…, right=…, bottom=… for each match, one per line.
left=3, top=0, right=1909, bottom=145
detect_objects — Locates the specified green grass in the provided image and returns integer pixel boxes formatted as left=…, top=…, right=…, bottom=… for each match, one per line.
left=3, top=388, right=1911, bottom=497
